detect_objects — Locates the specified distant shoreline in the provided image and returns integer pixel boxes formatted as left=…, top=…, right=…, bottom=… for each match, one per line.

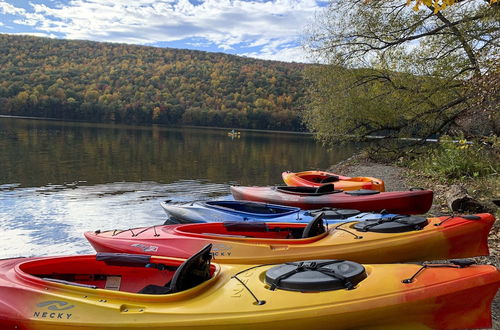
left=0, top=115, right=443, bottom=141
left=0, top=115, right=312, bottom=136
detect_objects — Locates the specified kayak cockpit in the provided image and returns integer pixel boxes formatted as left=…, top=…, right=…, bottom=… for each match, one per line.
left=296, top=173, right=342, bottom=184
left=292, top=171, right=379, bottom=184
left=16, top=245, right=216, bottom=295
left=204, top=201, right=299, bottom=217
left=174, top=214, right=328, bottom=242
left=275, top=184, right=343, bottom=196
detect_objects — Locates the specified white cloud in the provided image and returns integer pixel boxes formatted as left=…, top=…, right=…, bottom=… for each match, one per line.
left=7, top=31, right=58, bottom=38
left=241, top=38, right=310, bottom=62
left=0, top=1, right=25, bottom=15
left=2, top=0, right=325, bottom=62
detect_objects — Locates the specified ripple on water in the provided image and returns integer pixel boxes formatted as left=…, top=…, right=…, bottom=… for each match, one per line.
left=0, top=180, right=232, bottom=258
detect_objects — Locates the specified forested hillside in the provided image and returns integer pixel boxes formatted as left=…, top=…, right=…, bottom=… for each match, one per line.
left=0, top=34, right=308, bottom=130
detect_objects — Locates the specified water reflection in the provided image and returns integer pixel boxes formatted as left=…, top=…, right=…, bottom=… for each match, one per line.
left=0, top=180, right=231, bottom=258
left=0, top=117, right=363, bottom=258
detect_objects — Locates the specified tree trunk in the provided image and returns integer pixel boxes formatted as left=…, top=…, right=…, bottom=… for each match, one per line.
left=444, top=184, right=486, bottom=213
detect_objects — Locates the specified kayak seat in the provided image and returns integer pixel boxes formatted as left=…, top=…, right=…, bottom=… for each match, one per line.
left=138, top=244, right=213, bottom=295
left=137, top=282, right=172, bottom=294
left=315, top=184, right=335, bottom=194
left=320, top=175, right=340, bottom=183
left=302, top=213, right=326, bottom=238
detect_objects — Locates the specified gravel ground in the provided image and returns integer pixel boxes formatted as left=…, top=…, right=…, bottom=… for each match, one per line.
left=329, top=158, right=500, bottom=329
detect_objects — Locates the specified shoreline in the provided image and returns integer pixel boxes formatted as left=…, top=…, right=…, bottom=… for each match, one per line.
left=0, top=115, right=311, bottom=136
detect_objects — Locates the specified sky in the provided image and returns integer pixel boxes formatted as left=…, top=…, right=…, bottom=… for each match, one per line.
left=0, top=0, right=328, bottom=63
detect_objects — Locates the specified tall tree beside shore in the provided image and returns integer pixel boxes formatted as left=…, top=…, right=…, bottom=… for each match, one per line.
left=303, top=0, right=499, bottom=146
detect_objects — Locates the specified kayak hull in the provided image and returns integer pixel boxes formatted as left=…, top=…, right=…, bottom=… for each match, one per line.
left=230, top=186, right=433, bottom=214
left=84, top=214, right=494, bottom=264
left=282, top=170, right=385, bottom=191
left=0, top=255, right=498, bottom=329
left=160, top=200, right=398, bottom=224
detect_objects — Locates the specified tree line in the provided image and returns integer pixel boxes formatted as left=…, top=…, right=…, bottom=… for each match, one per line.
left=0, top=34, right=307, bottom=131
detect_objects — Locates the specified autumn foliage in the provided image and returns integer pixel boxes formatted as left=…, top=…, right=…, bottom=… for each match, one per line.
left=409, top=0, right=498, bottom=12
left=0, top=34, right=307, bottom=131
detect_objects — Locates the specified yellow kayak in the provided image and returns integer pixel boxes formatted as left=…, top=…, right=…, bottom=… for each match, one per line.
left=0, top=245, right=498, bottom=329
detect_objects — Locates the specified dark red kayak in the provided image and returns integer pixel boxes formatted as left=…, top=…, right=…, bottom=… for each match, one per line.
left=230, top=184, right=433, bottom=214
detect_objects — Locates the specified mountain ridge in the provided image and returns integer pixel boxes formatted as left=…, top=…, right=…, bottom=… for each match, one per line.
left=0, top=34, right=309, bottom=131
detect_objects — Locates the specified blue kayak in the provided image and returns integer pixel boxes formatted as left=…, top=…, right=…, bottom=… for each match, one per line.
left=160, top=200, right=398, bottom=224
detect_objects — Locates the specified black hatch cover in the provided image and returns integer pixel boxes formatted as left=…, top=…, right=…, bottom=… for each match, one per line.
left=353, top=216, right=428, bottom=233
left=345, top=189, right=380, bottom=196
left=265, top=260, right=366, bottom=292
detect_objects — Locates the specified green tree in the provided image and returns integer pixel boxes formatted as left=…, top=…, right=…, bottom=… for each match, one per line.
left=303, top=0, right=499, bottom=146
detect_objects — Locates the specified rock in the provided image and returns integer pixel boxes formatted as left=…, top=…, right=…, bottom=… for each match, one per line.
left=444, top=184, right=487, bottom=213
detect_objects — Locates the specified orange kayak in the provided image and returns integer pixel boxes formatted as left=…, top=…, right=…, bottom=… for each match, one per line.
left=84, top=213, right=495, bottom=264
left=0, top=247, right=498, bottom=329
left=282, top=170, right=385, bottom=191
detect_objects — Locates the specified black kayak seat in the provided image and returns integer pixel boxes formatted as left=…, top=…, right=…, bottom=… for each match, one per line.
left=319, top=175, right=340, bottom=184
left=345, top=189, right=380, bottom=196
left=138, top=244, right=212, bottom=295
left=302, top=213, right=326, bottom=238
left=316, top=183, right=335, bottom=194
left=265, top=259, right=367, bottom=292
left=353, top=216, right=428, bottom=233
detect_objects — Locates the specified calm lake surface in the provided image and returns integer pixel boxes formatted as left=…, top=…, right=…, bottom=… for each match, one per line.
left=0, top=117, right=362, bottom=258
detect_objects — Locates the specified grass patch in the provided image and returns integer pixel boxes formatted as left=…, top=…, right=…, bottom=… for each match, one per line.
left=406, top=136, right=499, bottom=181
left=401, top=136, right=499, bottom=216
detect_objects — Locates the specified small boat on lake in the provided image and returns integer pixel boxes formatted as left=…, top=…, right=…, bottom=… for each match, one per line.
left=283, top=170, right=385, bottom=191
left=160, top=200, right=397, bottom=224
left=0, top=245, right=498, bottom=330
left=84, top=213, right=494, bottom=264
left=228, top=129, right=241, bottom=138
left=230, top=184, right=433, bottom=214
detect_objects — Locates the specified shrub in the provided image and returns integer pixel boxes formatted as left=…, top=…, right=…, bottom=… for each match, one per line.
left=410, top=135, right=499, bottom=180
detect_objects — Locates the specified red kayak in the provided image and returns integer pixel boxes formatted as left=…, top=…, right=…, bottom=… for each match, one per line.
left=230, top=184, right=433, bottom=214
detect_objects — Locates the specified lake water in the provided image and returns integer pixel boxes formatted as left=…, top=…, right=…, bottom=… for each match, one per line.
left=0, top=117, right=361, bottom=258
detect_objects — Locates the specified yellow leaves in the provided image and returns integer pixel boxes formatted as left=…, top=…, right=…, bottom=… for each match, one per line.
left=15, top=91, right=29, bottom=104
left=152, top=106, right=161, bottom=121
left=408, top=0, right=498, bottom=12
